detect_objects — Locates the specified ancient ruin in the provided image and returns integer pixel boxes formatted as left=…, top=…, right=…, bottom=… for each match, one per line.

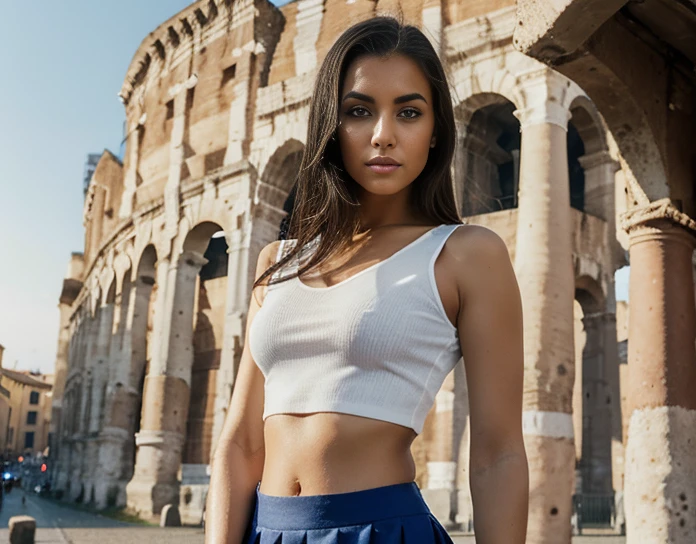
left=49, top=0, right=695, bottom=542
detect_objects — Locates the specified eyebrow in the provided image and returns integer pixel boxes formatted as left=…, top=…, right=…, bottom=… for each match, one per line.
left=342, top=91, right=428, bottom=105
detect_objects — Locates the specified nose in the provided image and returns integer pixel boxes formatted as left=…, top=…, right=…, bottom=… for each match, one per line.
left=370, top=115, right=396, bottom=149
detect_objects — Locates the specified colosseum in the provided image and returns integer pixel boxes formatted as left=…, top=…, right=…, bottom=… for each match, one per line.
left=50, top=0, right=695, bottom=542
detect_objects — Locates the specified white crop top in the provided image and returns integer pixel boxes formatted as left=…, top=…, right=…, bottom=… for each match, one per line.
left=248, top=224, right=463, bottom=434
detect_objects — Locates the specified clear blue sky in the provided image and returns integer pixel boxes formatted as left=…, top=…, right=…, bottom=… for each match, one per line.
left=0, top=1, right=628, bottom=375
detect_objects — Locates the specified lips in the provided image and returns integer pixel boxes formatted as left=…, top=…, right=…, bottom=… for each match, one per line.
left=366, top=156, right=401, bottom=174
left=366, top=156, right=401, bottom=166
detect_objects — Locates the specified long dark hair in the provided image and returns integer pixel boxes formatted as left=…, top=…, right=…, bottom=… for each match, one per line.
left=253, top=15, right=461, bottom=290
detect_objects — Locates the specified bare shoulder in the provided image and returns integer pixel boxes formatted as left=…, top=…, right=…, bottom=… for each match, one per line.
left=442, top=224, right=515, bottom=296
left=445, top=224, right=511, bottom=266
left=255, top=240, right=283, bottom=278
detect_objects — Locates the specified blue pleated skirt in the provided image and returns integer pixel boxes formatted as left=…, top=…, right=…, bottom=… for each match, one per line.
left=243, top=480, right=454, bottom=543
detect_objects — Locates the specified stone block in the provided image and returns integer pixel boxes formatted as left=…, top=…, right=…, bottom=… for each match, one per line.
left=9, top=515, right=36, bottom=544
left=160, top=504, right=182, bottom=527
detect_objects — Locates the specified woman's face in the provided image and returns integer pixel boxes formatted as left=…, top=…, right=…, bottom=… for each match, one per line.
left=337, top=54, right=435, bottom=198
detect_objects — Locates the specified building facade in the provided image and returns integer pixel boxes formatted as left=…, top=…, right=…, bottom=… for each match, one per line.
left=0, top=363, right=53, bottom=457
left=47, top=0, right=696, bottom=542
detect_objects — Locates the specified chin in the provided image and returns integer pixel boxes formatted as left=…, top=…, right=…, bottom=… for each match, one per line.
left=351, top=172, right=414, bottom=196
left=356, top=180, right=411, bottom=197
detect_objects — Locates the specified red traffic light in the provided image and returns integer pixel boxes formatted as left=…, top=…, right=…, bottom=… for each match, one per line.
left=40, top=464, right=47, bottom=473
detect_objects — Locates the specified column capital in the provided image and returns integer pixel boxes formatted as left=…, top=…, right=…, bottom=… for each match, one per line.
left=513, top=68, right=573, bottom=130
left=620, top=198, right=696, bottom=246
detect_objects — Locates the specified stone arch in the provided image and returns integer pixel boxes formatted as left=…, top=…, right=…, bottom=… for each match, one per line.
left=182, top=221, right=225, bottom=255
left=257, top=140, right=304, bottom=238
left=103, top=276, right=117, bottom=306
left=260, top=139, right=304, bottom=193
left=452, top=66, right=522, bottom=117
left=455, top=93, right=522, bottom=217
left=568, top=97, right=615, bottom=220
left=573, top=275, right=614, bottom=518
left=254, top=139, right=304, bottom=243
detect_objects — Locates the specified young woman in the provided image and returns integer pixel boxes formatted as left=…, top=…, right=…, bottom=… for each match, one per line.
left=205, top=16, right=528, bottom=544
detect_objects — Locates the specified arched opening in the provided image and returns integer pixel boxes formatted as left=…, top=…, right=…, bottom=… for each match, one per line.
left=182, top=223, right=228, bottom=467
left=573, top=278, right=614, bottom=525
left=568, top=121, right=586, bottom=212
left=259, top=141, right=304, bottom=240
left=459, top=98, right=521, bottom=217
left=569, top=101, right=611, bottom=220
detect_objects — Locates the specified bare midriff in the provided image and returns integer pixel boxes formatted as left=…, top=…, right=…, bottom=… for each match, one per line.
left=258, top=412, right=417, bottom=497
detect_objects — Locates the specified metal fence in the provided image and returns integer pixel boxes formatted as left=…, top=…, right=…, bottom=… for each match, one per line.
left=572, top=493, right=619, bottom=534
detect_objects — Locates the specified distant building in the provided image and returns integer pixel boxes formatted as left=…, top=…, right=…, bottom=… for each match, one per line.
left=0, top=346, right=53, bottom=457
left=83, top=154, right=101, bottom=199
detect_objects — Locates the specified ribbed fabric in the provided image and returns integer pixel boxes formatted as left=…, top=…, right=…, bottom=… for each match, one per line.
left=248, top=224, right=463, bottom=434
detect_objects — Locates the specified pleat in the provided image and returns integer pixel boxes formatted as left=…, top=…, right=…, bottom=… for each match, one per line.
left=259, top=529, right=284, bottom=544
left=252, top=514, right=455, bottom=544
left=399, top=514, right=441, bottom=544
left=307, top=528, right=339, bottom=544
left=428, top=515, right=455, bottom=544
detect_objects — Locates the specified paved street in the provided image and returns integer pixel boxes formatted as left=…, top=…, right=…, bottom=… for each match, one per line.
left=0, top=490, right=625, bottom=543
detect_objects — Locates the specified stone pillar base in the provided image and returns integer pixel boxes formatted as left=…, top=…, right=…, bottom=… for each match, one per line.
left=94, top=427, right=131, bottom=509
left=94, top=479, right=127, bottom=510
left=179, top=484, right=209, bottom=526
left=126, top=477, right=180, bottom=520
left=625, top=406, right=696, bottom=544
left=455, top=489, right=474, bottom=532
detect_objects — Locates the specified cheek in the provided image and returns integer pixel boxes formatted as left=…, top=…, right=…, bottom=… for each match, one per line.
left=338, top=126, right=363, bottom=165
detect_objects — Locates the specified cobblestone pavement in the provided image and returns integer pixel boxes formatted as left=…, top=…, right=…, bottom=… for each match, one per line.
left=0, top=491, right=626, bottom=543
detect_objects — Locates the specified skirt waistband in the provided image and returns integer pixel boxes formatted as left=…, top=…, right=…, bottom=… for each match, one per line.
left=253, top=481, right=430, bottom=530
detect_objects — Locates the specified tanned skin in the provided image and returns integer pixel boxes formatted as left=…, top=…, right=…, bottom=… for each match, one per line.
left=205, top=53, right=528, bottom=544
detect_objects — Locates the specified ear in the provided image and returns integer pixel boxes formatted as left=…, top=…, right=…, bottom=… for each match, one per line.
left=430, top=136, right=436, bottom=148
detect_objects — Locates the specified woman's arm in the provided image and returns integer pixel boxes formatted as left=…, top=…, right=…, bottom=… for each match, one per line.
left=451, top=225, right=528, bottom=543
left=205, top=240, right=281, bottom=544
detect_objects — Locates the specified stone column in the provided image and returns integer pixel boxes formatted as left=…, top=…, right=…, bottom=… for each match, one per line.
left=422, top=372, right=456, bottom=528
left=164, top=75, right=196, bottom=238
left=50, top=302, right=72, bottom=455
left=579, top=313, right=613, bottom=494
left=52, top=315, right=79, bottom=493
left=118, top=119, right=144, bottom=219
left=578, top=150, right=619, bottom=221
left=209, top=226, right=248, bottom=461
left=600, top=296, right=625, bottom=530
left=84, top=300, right=115, bottom=503
left=513, top=70, right=576, bottom=544
left=95, top=275, right=153, bottom=509
left=72, top=312, right=99, bottom=502
left=126, top=250, right=208, bottom=519
left=620, top=202, right=696, bottom=544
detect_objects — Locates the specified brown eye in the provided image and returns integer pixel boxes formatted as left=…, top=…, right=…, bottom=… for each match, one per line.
left=399, top=108, right=421, bottom=119
left=348, top=106, right=370, bottom=117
